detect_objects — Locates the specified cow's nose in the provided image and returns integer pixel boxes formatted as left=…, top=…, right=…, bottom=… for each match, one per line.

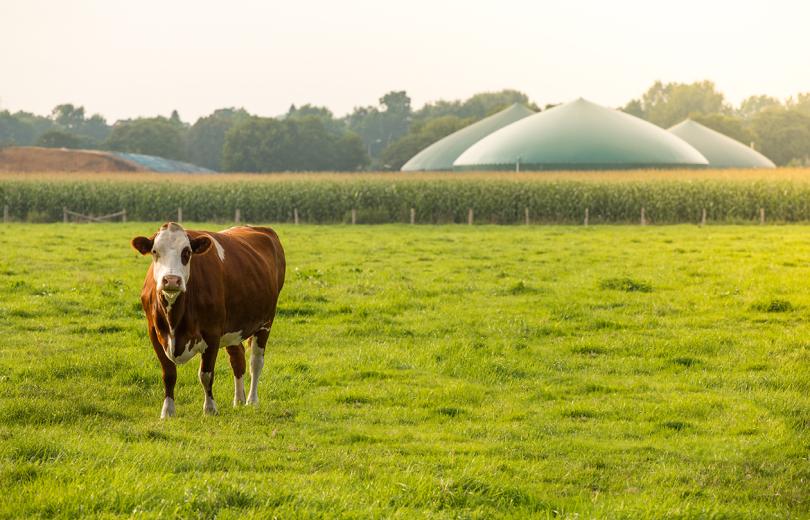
left=163, top=275, right=182, bottom=291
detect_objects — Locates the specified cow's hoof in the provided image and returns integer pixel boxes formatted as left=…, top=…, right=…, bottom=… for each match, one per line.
left=204, top=399, right=218, bottom=415
left=161, top=397, right=176, bottom=419
left=233, top=397, right=246, bottom=407
left=246, top=396, right=259, bottom=406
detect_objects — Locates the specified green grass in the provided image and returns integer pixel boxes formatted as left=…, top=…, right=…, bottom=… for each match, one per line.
left=0, top=223, right=808, bottom=518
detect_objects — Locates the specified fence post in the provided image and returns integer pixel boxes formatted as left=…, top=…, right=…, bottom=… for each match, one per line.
left=235, top=208, right=241, bottom=224
left=122, top=209, right=127, bottom=223
left=3, top=205, right=7, bottom=224
left=524, top=207, right=529, bottom=225
left=177, top=207, right=182, bottom=223
left=63, top=207, right=68, bottom=223
left=294, top=208, right=299, bottom=225
left=467, top=208, right=474, bottom=225
left=584, top=208, right=589, bottom=226
left=759, top=208, right=765, bottom=225
left=351, top=208, right=357, bottom=225
left=640, top=207, right=646, bottom=226
left=410, top=207, right=415, bottom=225
left=701, top=208, right=706, bottom=227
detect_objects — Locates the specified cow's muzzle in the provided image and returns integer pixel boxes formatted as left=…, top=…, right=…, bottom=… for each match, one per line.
left=162, top=275, right=183, bottom=292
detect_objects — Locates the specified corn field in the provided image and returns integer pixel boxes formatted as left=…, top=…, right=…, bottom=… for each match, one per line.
left=3, top=170, right=810, bottom=224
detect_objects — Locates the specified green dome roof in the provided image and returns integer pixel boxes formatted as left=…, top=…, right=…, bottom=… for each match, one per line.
left=668, top=119, right=775, bottom=168
left=454, top=98, right=709, bottom=170
left=401, top=103, right=535, bottom=171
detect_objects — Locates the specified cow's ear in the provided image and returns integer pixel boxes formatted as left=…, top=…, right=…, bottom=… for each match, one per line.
left=190, top=236, right=212, bottom=255
left=131, top=236, right=153, bottom=255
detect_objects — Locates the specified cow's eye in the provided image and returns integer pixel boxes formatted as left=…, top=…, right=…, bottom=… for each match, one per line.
left=181, top=248, right=191, bottom=265
left=151, top=250, right=158, bottom=258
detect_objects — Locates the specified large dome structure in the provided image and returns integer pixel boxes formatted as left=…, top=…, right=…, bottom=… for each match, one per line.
left=668, top=119, right=775, bottom=168
left=401, top=103, right=535, bottom=171
left=454, top=98, right=709, bottom=171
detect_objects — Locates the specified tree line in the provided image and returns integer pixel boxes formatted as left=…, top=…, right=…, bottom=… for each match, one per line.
left=1, top=82, right=809, bottom=170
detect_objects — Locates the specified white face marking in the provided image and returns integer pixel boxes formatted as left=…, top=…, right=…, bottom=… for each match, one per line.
left=161, top=397, right=175, bottom=419
left=151, top=224, right=192, bottom=294
left=247, top=337, right=264, bottom=405
left=219, top=331, right=243, bottom=348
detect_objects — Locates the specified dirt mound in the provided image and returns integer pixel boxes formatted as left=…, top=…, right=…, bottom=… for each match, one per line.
left=0, top=147, right=146, bottom=173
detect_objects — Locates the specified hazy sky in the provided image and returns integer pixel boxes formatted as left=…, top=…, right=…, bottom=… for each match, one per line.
left=2, top=0, right=809, bottom=122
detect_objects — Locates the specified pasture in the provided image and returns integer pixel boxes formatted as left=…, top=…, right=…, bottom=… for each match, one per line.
left=0, top=222, right=808, bottom=518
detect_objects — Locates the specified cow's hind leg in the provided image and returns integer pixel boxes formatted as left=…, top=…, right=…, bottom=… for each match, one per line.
left=199, top=343, right=219, bottom=415
left=226, top=344, right=246, bottom=407
left=247, top=329, right=270, bottom=405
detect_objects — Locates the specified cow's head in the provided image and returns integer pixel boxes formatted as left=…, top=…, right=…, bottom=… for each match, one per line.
left=131, top=223, right=212, bottom=304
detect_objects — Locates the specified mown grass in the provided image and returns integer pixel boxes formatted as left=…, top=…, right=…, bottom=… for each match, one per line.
left=0, top=223, right=808, bottom=518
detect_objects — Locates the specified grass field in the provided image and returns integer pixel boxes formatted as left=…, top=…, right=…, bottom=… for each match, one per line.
left=0, top=223, right=808, bottom=518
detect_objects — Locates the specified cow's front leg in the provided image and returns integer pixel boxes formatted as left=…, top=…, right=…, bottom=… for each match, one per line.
left=149, top=328, right=176, bottom=419
left=199, top=340, right=219, bottom=415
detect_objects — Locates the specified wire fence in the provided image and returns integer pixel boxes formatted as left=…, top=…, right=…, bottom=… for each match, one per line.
left=2, top=204, right=776, bottom=226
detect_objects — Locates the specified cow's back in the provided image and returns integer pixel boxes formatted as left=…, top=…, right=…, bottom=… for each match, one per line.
left=190, top=226, right=285, bottom=336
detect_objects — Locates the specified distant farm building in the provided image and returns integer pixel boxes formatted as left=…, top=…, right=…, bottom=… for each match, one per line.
left=453, top=99, right=709, bottom=171
left=0, top=147, right=215, bottom=173
left=668, top=119, right=775, bottom=168
left=401, top=103, right=535, bottom=171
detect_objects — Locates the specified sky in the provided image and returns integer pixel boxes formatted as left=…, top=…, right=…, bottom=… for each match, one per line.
left=1, top=0, right=809, bottom=122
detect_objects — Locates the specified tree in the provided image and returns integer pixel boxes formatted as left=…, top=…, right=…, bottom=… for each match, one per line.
left=378, top=91, right=412, bottom=149
left=286, top=104, right=346, bottom=135
left=223, top=117, right=279, bottom=172
left=80, top=114, right=111, bottom=145
left=36, top=130, right=83, bottom=149
left=169, top=110, right=183, bottom=126
left=105, top=118, right=187, bottom=160
left=333, top=132, right=369, bottom=171
left=737, top=95, right=782, bottom=119
left=749, top=109, right=810, bottom=166
left=788, top=92, right=810, bottom=116
left=46, top=104, right=110, bottom=148
left=187, top=108, right=250, bottom=171
left=51, top=104, right=85, bottom=131
left=222, top=116, right=368, bottom=172
left=345, top=91, right=412, bottom=161
left=413, top=89, right=534, bottom=126
left=622, top=99, right=645, bottom=119
left=0, top=111, right=37, bottom=146
left=345, top=106, right=386, bottom=159
left=624, top=80, right=730, bottom=127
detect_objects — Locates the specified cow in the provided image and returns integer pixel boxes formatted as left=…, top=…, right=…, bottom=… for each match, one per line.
left=131, top=222, right=285, bottom=418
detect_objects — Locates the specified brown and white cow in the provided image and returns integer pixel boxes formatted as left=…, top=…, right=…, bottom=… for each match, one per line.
left=131, top=223, right=285, bottom=418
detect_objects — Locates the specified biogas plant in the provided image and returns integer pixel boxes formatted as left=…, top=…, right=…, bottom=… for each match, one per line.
left=401, top=98, right=775, bottom=172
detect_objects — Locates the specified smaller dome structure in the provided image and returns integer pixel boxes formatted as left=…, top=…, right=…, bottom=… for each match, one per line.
left=401, top=103, right=535, bottom=171
left=668, top=119, right=775, bottom=168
